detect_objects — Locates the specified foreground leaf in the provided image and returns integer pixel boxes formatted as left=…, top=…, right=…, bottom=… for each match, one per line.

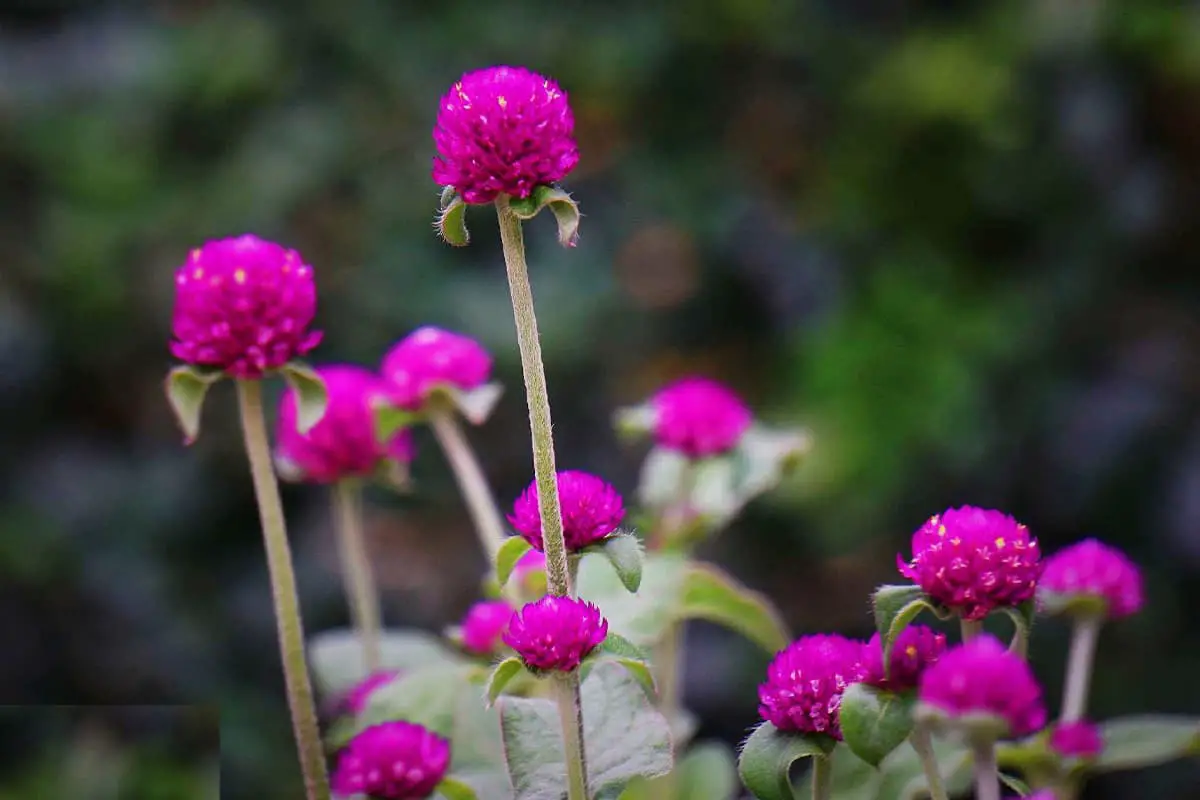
left=738, top=721, right=835, bottom=800
left=677, top=563, right=791, bottom=654
left=1092, top=715, right=1200, bottom=773
left=792, top=743, right=878, bottom=800
left=280, top=361, right=328, bottom=433
left=1000, top=599, right=1037, bottom=658
left=447, top=382, right=504, bottom=425
left=372, top=400, right=420, bottom=445
left=308, top=628, right=461, bottom=696
left=164, top=365, right=224, bottom=444
left=509, top=185, right=581, bottom=247
left=597, top=533, right=644, bottom=593
left=677, top=741, right=739, bottom=800
left=496, top=536, right=533, bottom=586
left=577, top=552, right=688, bottom=646
left=839, top=684, right=916, bottom=767
left=437, top=192, right=471, bottom=247
left=872, top=584, right=944, bottom=671
left=486, top=657, right=526, bottom=706
left=435, top=776, right=478, bottom=800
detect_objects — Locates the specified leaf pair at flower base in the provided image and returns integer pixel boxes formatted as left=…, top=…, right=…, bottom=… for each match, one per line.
left=437, top=184, right=581, bottom=249
left=372, top=381, right=504, bottom=442
left=737, top=721, right=836, bottom=800
left=485, top=631, right=654, bottom=706
left=497, top=532, right=644, bottom=594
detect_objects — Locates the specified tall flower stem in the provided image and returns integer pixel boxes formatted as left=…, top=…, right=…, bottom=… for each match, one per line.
left=960, top=618, right=983, bottom=642
left=909, top=727, right=950, bottom=800
left=648, top=622, right=684, bottom=796
left=554, top=672, right=590, bottom=800
left=428, top=407, right=508, bottom=565
left=1061, top=616, right=1102, bottom=722
left=332, top=478, right=381, bottom=673
left=971, top=740, right=1000, bottom=800
left=811, top=753, right=833, bottom=800
left=235, top=379, right=330, bottom=800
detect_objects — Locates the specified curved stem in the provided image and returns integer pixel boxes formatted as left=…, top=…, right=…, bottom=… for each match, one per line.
left=960, top=618, right=983, bottom=642
left=332, top=478, right=381, bottom=673
left=553, top=672, right=590, bottom=800
left=971, top=740, right=1000, bottom=800
left=428, top=407, right=509, bottom=564
left=909, top=727, right=949, bottom=800
left=1061, top=616, right=1102, bottom=722
left=235, top=380, right=330, bottom=800
left=811, top=752, right=833, bottom=800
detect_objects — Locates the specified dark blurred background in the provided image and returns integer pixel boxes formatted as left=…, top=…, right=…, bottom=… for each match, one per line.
left=1, top=0, right=1198, bottom=797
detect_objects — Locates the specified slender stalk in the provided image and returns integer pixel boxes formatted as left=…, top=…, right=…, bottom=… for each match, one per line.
left=811, top=752, right=833, bottom=800
left=235, top=380, right=330, bottom=800
left=647, top=622, right=684, bottom=796
left=553, top=672, right=590, bottom=800
left=428, top=406, right=508, bottom=564
left=1061, top=616, right=1102, bottom=722
left=960, top=618, right=983, bottom=642
left=971, top=740, right=1000, bottom=800
left=909, top=727, right=950, bottom=800
left=332, top=478, right=381, bottom=672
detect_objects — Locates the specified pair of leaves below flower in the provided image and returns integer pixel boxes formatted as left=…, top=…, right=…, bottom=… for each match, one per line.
left=372, top=382, right=504, bottom=442
left=839, top=684, right=916, bottom=768
left=496, top=532, right=644, bottom=594
left=486, top=632, right=653, bottom=706
left=737, top=721, right=836, bottom=800
left=498, top=661, right=673, bottom=800
left=437, top=185, right=581, bottom=249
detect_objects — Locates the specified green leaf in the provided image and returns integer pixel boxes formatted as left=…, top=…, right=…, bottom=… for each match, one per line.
left=737, top=721, right=835, bottom=800
left=677, top=563, right=791, bottom=654
left=307, top=627, right=461, bottom=696
left=637, top=447, right=692, bottom=509
left=872, top=584, right=942, bottom=672
left=437, top=193, right=470, bottom=247
left=677, top=741, right=739, bottom=800
left=360, top=663, right=475, bottom=737
left=613, top=403, right=656, bottom=442
left=372, top=399, right=420, bottom=444
left=450, top=688, right=506, bottom=771
left=1000, top=598, right=1037, bottom=658
left=280, top=361, right=328, bottom=433
left=164, top=365, right=224, bottom=444
left=508, top=185, right=581, bottom=247
left=998, top=772, right=1031, bottom=795
left=596, top=533, right=644, bottom=593
left=577, top=552, right=688, bottom=647
left=435, top=776, right=479, bottom=800
left=613, top=657, right=657, bottom=697
left=1037, top=589, right=1108, bottom=619
left=690, top=457, right=739, bottom=520
left=792, top=743, right=879, bottom=800
left=839, top=684, right=916, bottom=767
left=1092, top=715, right=1200, bottom=773
left=486, top=657, right=526, bottom=706
left=447, top=382, right=504, bottom=425
left=731, top=424, right=812, bottom=501
left=496, top=536, right=534, bottom=586
left=499, top=662, right=673, bottom=799
left=600, top=631, right=651, bottom=662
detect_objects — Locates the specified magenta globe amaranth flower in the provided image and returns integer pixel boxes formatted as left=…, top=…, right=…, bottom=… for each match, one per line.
left=503, top=596, right=608, bottom=672
left=862, top=625, right=946, bottom=692
left=343, top=670, right=401, bottom=716
left=432, top=66, right=580, bottom=204
left=460, top=600, right=514, bottom=656
left=650, top=376, right=753, bottom=458
left=1050, top=720, right=1103, bottom=759
left=170, top=235, right=322, bottom=378
left=332, top=720, right=449, bottom=799
left=917, top=635, right=1046, bottom=738
left=757, top=634, right=867, bottom=739
left=508, top=470, right=625, bottom=552
left=276, top=364, right=414, bottom=483
left=380, top=326, right=493, bottom=412
left=1039, top=538, right=1144, bottom=620
left=898, top=506, right=1042, bottom=621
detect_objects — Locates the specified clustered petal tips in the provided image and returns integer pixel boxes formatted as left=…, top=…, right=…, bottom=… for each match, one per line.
left=1049, top=720, right=1104, bottom=759
left=343, top=670, right=401, bottom=716
left=170, top=235, right=322, bottom=378
left=508, top=470, right=626, bottom=552
left=917, top=635, right=1047, bottom=738
left=502, top=596, right=608, bottom=672
left=432, top=66, right=580, bottom=204
left=460, top=599, right=515, bottom=656
left=332, top=720, right=450, bottom=799
left=898, top=506, right=1042, bottom=621
left=1039, top=538, right=1144, bottom=620
left=380, top=326, right=493, bottom=412
left=862, top=625, right=946, bottom=692
left=650, top=376, right=753, bottom=458
left=276, top=364, right=414, bottom=483
left=757, top=634, right=867, bottom=739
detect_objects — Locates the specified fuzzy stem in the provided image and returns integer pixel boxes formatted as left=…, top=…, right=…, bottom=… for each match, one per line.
left=909, top=727, right=949, bottom=800
left=971, top=740, right=1000, bottom=800
left=332, top=478, right=381, bottom=673
left=553, top=672, right=590, bottom=800
left=495, top=197, right=571, bottom=598
left=235, top=380, right=330, bottom=800
left=428, top=406, right=508, bottom=565
left=1061, top=616, right=1102, bottom=722
left=960, top=618, right=983, bottom=642
left=811, top=752, right=833, bottom=800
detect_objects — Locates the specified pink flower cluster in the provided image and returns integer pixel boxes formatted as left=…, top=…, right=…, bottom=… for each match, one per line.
left=332, top=720, right=449, bottom=799
left=861, top=625, right=946, bottom=692
left=380, top=326, right=493, bottom=411
left=508, top=470, right=625, bottom=552
left=1050, top=720, right=1104, bottom=759
left=650, top=376, right=752, bottom=458
left=503, top=595, right=608, bottom=672
left=343, top=670, right=401, bottom=716
left=757, top=634, right=869, bottom=739
left=459, top=599, right=514, bottom=656
left=1039, top=538, right=1144, bottom=620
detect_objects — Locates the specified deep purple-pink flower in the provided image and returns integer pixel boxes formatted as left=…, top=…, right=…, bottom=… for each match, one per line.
left=432, top=66, right=580, bottom=204
left=170, top=235, right=322, bottom=378
left=460, top=600, right=514, bottom=656
left=1050, top=720, right=1103, bottom=759
left=380, top=326, right=493, bottom=412
left=276, top=364, right=414, bottom=483
left=1039, top=538, right=1144, bottom=620
left=331, top=720, right=449, bottom=799
left=757, top=634, right=868, bottom=739
left=917, top=635, right=1046, bottom=738
left=650, top=376, right=753, bottom=458
left=862, top=625, right=946, bottom=692
left=343, top=670, right=401, bottom=716
left=898, top=506, right=1042, bottom=621
left=503, top=596, right=608, bottom=672
left=508, top=470, right=625, bottom=552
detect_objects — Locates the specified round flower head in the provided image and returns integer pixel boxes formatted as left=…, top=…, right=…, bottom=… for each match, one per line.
left=502, top=596, right=608, bottom=672
left=917, top=635, right=1046, bottom=738
left=1050, top=720, right=1103, bottom=759
left=170, top=235, right=322, bottom=378
left=343, top=670, right=401, bottom=716
left=757, top=634, right=868, bottom=739
left=332, top=720, right=449, bottom=799
left=1039, top=538, right=1144, bottom=620
left=380, top=326, right=493, bottom=412
left=460, top=600, right=514, bottom=656
left=508, top=470, right=625, bottom=552
left=862, top=625, right=947, bottom=692
left=432, top=66, right=579, bottom=204
left=650, top=376, right=753, bottom=458
left=276, top=364, right=415, bottom=483
left=898, top=506, right=1042, bottom=621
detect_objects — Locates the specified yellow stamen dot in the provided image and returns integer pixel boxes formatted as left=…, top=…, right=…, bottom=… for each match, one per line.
left=937, top=524, right=947, bottom=537
left=950, top=537, right=962, bottom=546
left=234, top=268, right=246, bottom=284
left=906, top=645, right=918, bottom=658
left=995, top=537, right=1006, bottom=548
left=192, top=268, right=204, bottom=279
left=498, top=95, right=507, bottom=108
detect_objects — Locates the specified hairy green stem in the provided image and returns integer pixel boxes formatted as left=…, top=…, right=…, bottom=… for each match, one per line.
left=332, top=478, right=381, bottom=672
left=554, top=672, right=590, bottom=800
left=960, top=618, right=983, bottom=642
left=909, top=727, right=949, bottom=800
left=428, top=406, right=508, bottom=565
left=1061, top=616, right=1102, bottom=722
left=811, top=752, right=833, bottom=800
left=235, top=380, right=330, bottom=800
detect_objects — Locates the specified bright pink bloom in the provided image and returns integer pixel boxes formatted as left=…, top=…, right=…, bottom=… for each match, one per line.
left=508, top=470, right=625, bottom=552
left=432, top=66, right=579, bottom=204
left=380, top=326, right=492, bottom=411
left=1039, top=539, right=1144, bottom=620
left=918, top=635, right=1046, bottom=738
left=1050, top=720, right=1103, bottom=759
left=757, top=634, right=868, bottom=739
left=276, top=364, right=414, bottom=483
left=650, top=376, right=752, bottom=458
left=331, top=721, right=449, bottom=799
left=460, top=600, right=514, bottom=656
left=862, top=625, right=946, bottom=692
left=503, top=596, right=608, bottom=672
left=898, top=506, right=1042, bottom=621
left=512, top=549, right=546, bottom=582
left=343, top=670, right=401, bottom=716
left=170, top=235, right=322, bottom=378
